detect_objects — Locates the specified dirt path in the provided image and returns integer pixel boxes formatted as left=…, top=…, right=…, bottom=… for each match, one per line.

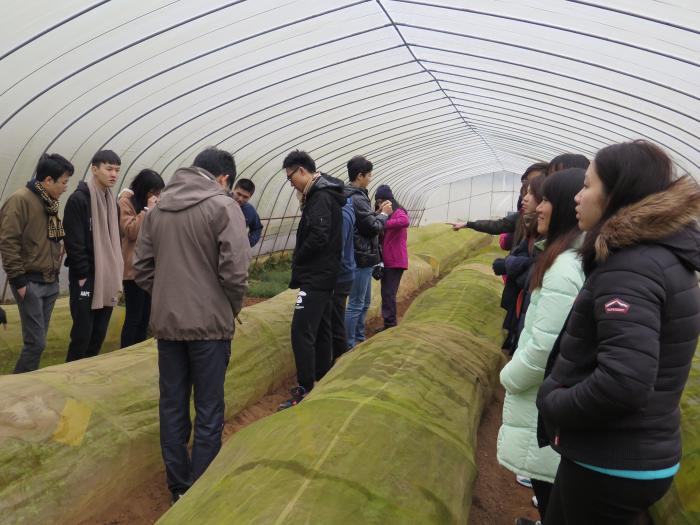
left=470, top=386, right=541, bottom=525
left=79, top=381, right=296, bottom=525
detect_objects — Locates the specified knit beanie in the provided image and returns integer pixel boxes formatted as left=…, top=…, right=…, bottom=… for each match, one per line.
left=375, top=184, right=394, bottom=200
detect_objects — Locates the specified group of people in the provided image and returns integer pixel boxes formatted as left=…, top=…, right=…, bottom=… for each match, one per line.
left=454, top=141, right=700, bottom=525
left=0, top=149, right=263, bottom=372
left=1, top=140, right=697, bottom=521
left=0, top=145, right=410, bottom=503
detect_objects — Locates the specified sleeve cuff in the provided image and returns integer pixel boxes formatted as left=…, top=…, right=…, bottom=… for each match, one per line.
left=9, top=274, right=28, bottom=288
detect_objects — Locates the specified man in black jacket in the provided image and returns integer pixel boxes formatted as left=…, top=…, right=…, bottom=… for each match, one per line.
left=278, top=150, right=345, bottom=410
left=63, top=150, right=123, bottom=362
left=344, top=156, right=391, bottom=349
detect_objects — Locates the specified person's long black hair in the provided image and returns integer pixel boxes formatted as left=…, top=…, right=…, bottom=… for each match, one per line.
left=529, top=168, right=585, bottom=290
left=579, top=140, right=674, bottom=275
left=129, top=169, right=164, bottom=212
left=521, top=174, right=545, bottom=239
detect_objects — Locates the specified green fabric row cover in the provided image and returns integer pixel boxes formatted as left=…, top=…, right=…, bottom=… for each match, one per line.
left=0, top=225, right=487, bottom=525
left=157, top=251, right=506, bottom=525
left=650, top=349, right=700, bottom=525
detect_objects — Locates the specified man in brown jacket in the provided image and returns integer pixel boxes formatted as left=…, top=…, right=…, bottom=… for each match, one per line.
left=133, top=147, right=250, bottom=503
left=0, top=153, right=73, bottom=372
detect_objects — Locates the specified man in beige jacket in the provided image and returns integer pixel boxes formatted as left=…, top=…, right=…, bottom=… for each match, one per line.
left=0, top=153, right=73, bottom=372
left=134, top=147, right=250, bottom=503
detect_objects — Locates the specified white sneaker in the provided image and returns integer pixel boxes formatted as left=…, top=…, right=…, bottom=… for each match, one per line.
left=516, top=475, right=532, bottom=488
left=532, top=495, right=538, bottom=508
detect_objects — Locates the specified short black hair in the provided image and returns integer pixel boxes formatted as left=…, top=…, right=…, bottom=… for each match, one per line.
left=347, top=155, right=373, bottom=182
left=193, top=147, right=236, bottom=179
left=547, top=153, right=589, bottom=175
left=91, top=150, right=121, bottom=167
left=521, top=162, right=548, bottom=181
left=234, top=178, right=255, bottom=195
left=36, top=153, right=74, bottom=182
left=282, top=150, right=316, bottom=174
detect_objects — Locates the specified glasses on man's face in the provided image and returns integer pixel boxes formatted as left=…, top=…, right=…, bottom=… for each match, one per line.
left=286, top=167, right=299, bottom=181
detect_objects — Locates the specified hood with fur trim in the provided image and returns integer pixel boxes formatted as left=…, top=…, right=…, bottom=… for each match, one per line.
left=595, top=176, right=700, bottom=271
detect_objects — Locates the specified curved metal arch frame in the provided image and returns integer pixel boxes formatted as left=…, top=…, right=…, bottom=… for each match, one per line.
left=428, top=64, right=700, bottom=157
left=243, top=114, right=468, bottom=215
left=397, top=23, right=699, bottom=102
left=115, top=62, right=426, bottom=186
left=390, top=0, right=699, bottom=67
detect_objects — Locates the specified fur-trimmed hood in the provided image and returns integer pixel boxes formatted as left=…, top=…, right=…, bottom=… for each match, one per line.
left=595, top=176, right=700, bottom=271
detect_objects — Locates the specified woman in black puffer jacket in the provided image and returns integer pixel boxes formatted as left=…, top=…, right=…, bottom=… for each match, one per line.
left=537, top=140, right=700, bottom=525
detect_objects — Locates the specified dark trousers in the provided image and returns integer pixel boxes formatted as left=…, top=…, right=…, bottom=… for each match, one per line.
left=158, top=339, right=231, bottom=496
left=545, top=457, right=673, bottom=525
left=10, top=281, right=59, bottom=373
left=291, top=288, right=333, bottom=391
left=120, top=280, right=151, bottom=348
left=66, top=278, right=113, bottom=362
left=329, top=280, right=352, bottom=362
left=380, top=268, right=404, bottom=328
left=531, top=478, right=553, bottom=522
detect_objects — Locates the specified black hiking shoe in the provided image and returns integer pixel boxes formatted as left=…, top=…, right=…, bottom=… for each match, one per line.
left=515, top=518, right=541, bottom=525
left=277, top=386, right=307, bottom=411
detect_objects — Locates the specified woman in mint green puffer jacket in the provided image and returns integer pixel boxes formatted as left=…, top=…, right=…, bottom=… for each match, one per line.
left=496, top=168, right=585, bottom=523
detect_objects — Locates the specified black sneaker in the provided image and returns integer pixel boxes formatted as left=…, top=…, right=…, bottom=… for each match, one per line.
left=515, top=518, right=541, bottom=525
left=277, top=386, right=307, bottom=411
left=171, top=493, right=185, bottom=506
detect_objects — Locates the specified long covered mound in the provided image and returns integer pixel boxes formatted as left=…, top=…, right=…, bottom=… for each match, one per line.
left=0, top=225, right=487, bottom=525
left=156, top=249, right=505, bottom=525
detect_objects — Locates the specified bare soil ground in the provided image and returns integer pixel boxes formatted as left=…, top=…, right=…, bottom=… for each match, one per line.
left=470, top=386, right=541, bottom=525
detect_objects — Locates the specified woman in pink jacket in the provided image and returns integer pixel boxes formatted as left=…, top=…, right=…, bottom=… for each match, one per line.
left=375, top=185, right=409, bottom=331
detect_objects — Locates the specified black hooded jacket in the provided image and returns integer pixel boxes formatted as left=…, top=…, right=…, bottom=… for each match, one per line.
left=63, top=181, right=95, bottom=282
left=537, top=176, right=700, bottom=471
left=290, top=175, right=345, bottom=290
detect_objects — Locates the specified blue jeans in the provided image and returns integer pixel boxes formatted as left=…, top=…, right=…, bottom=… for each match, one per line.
left=10, top=281, right=59, bottom=373
left=158, top=339, right=231, bottom=497
left=344, top=266, right=373, bottom=349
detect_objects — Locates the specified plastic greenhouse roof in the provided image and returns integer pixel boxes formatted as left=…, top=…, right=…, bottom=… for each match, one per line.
left=0, top=0, right=698, bottom=215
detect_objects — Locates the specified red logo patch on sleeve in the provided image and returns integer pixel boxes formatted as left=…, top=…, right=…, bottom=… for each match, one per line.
left=605, top=298, right=630, bottom=314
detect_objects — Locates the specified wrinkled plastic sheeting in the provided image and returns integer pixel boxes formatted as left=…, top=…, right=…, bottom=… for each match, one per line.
left=0, top=227, right=490, bottom=525
left=0, top=297, right=125, bottom=374
left=156, top=259, right=506, bottom=525
left=650, top=349, right=700, bottom=525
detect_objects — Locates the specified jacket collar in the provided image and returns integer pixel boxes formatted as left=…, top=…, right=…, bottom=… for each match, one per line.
left=594, top=176, right=700, bottom=262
